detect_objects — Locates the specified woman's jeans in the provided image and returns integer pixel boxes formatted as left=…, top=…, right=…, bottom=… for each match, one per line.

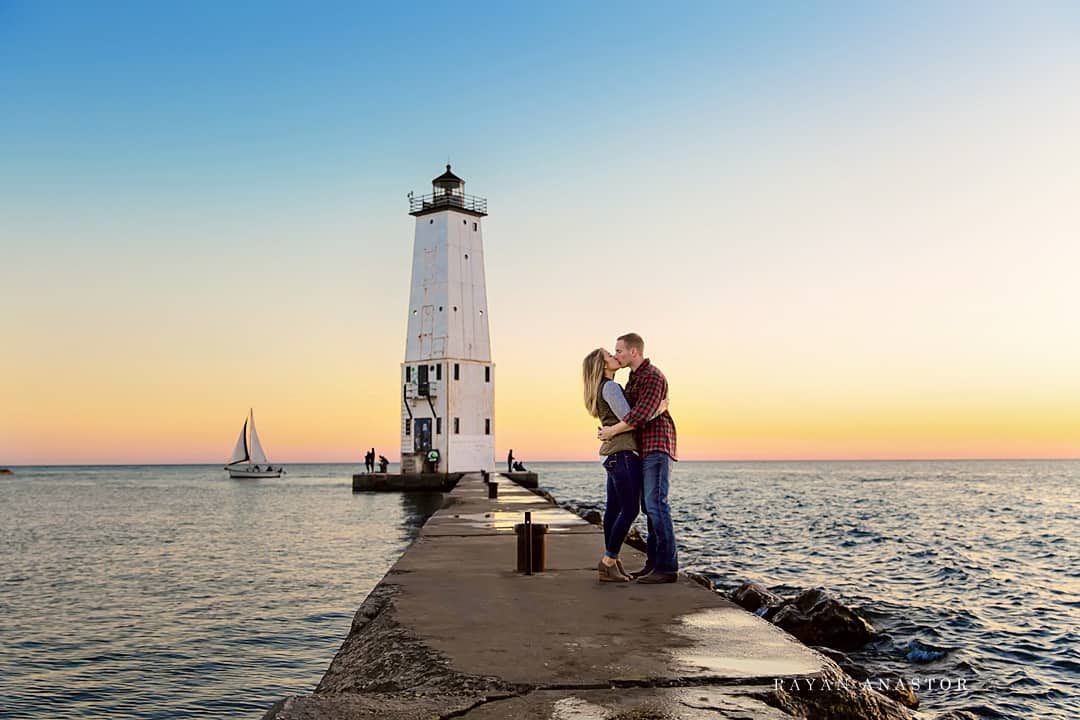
left=602, top=451, right=642, bottom=559
left=642, top=451, right=678, bottom=573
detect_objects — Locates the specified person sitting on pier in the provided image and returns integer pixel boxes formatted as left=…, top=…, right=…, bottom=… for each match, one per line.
left=378, top=455, right=389, bottom=473
left=582, top=348, right=667, bottom=583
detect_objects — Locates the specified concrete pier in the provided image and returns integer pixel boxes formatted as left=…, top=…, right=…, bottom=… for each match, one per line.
left=265, top=475, right=913, bottom=719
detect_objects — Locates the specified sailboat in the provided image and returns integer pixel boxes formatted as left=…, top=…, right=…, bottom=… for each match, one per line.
left=225, top=409, right=284, bottom=478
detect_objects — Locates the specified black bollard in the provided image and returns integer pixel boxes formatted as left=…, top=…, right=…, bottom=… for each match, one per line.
left=514, top=512, right=548, bottom=574
left=525, top=511, right=532, bottom=575
left=488, top=481, right=498, bottom=499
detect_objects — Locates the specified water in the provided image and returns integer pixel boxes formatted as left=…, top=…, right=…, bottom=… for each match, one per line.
left=0, top=464, right=443, bottom=719
left=538, top=460, right=1080, bottom=720
left=1, top=461, right=1077, bottom=719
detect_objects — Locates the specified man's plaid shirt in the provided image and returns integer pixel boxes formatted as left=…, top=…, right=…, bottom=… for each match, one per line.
left=623, top=358, right=678, bottom=460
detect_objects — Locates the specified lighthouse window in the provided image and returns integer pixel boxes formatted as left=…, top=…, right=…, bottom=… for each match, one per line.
left=453, top=363, right=460, bottom=380
left=454, top=417, right=460, bottom=434
left=436, top=363, right=442, bottom=380
left=473, top=222, right=477, bottom=231
left=405, top=366, right=412, bottom=382
left=464, top=253, right=469, bottom=259
left=429, top=219, right=433, bottom=224
left=412, top=309, right=417, bottom=315
left=485, top=366, right=490, bottom=382
left=485, top=418, right=491, bottom=435
left=436, top=417, right=442, bottom=434
left=405, top=419, right=411, bottom=436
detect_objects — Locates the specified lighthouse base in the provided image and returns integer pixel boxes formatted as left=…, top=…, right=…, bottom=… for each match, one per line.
left=352, top=472, right=464, bottom=492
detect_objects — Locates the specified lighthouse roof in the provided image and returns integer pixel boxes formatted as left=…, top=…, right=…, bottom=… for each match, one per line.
left=410, top=165, right=487, bottom=217
left=433, top=164, right=464, bottom=185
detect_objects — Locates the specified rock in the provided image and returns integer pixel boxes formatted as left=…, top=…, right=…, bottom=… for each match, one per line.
left=532, top=489, right=558, bottom=505
left=731, top=581, right=784, bottom=615
left=558, top=502, right=603, bottom=526
left=684, top=571, right=714, bottom=591
left=623, top=526, right=647, bottom=553
left=749, top=656, right=915, bottom=720
left=875, top=677, right=919, bottom=709
left=808, top=647, right=918, bottom=708
left=812, top=646, right=860, bottom=674
left=770, top=587, right=875, bottom=651
left=581, top=509, right=602, bottom=525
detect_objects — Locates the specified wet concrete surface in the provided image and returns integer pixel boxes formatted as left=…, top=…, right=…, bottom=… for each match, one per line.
left=458, top=686, right=795, bottom=719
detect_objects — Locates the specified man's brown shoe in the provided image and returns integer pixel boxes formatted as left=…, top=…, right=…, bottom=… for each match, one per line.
left=598, top=561, right=630, bottom=582
left=628, top=565, right=655, bottom=580
left=634, top=571, right=678, bottom=584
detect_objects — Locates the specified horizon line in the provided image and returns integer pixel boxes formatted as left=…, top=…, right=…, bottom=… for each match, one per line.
left=5, top=456, right=1079, bottom=468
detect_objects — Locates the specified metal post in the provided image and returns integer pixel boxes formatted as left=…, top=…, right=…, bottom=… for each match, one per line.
left=524, top=511, right=533, bottom=576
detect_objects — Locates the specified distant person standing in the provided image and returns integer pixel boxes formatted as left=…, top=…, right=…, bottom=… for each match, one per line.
left=507, top=449, right=514, bottom=473
left=599, top=332, right=678, bottom=584
left=370, top=448, right=376, bottom=473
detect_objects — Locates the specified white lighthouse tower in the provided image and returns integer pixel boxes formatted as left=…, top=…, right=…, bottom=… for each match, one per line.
left=399, top=166, right=495, bottom=475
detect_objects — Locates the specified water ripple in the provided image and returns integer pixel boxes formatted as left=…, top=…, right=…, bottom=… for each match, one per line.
left=0, top=464, right=440, bottom=719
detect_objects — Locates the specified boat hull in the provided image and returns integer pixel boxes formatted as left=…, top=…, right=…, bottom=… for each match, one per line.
left=226, top=467, right=284, bottom=479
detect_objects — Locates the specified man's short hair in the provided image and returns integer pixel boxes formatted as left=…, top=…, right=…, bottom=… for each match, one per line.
left=617, top=332, right=645, bottom=355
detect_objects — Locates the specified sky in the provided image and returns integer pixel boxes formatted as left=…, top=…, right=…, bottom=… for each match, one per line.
left=2, top=1, right=1079, bottom=464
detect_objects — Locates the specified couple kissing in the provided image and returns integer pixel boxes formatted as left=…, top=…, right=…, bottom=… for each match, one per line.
left=582, top=332, right=678, bottom=585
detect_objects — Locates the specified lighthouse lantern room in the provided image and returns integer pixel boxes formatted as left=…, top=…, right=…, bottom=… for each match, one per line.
left=400, top=166, right=494, bottom=474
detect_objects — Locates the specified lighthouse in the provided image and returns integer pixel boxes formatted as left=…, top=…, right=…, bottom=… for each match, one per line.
left=399, top=166, right=495, bottom=475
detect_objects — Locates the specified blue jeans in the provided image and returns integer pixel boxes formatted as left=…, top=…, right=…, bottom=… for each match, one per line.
left=642, top=452, right=678, bottom=573
left=602, top=451, right=642, bottom=559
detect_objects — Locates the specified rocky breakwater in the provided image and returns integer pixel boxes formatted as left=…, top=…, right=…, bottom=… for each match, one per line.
left=265, top=478, right=923, bottom=720
left=731, top=583, right=923, bottom=711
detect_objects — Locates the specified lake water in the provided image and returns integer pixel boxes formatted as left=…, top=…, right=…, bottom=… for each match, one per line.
left=1, top=461, right=1077, bottom=718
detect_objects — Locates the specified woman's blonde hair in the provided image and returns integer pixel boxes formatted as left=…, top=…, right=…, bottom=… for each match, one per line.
left=582, top=348, right=607, bottom=418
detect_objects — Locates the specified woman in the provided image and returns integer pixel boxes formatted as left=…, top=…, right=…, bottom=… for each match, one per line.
left=582, top=348, right=646, bottom=582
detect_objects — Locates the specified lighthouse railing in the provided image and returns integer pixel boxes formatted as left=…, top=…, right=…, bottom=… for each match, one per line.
left=409, top=192, right=488, bottom=215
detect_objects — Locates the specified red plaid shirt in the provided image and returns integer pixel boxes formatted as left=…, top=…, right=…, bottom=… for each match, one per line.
left=623, top=358, right=677, bottom=460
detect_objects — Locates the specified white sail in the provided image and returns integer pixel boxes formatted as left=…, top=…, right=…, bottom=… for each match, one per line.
left=227, top=420, right=249, bottom=465
left=248, top=409, right=269, bottom=465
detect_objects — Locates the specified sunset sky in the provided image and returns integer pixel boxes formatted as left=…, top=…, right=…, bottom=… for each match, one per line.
left=3, top=2, right=1079, bottom=464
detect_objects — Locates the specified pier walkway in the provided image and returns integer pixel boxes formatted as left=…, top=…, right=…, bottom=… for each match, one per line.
left=264, top=474, right=833, bottom=719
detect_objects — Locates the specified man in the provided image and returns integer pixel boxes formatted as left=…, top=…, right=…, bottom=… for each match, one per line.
left=598, top=332, right=678, bottom=584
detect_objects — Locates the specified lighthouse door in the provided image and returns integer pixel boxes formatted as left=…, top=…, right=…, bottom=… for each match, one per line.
left=414, top=418, right=432, bottom=453
left=420, top=305, right=435, bottom=356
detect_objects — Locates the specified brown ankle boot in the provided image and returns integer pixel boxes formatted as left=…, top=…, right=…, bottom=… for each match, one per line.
left=598, top=560, right=630, bottom=582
